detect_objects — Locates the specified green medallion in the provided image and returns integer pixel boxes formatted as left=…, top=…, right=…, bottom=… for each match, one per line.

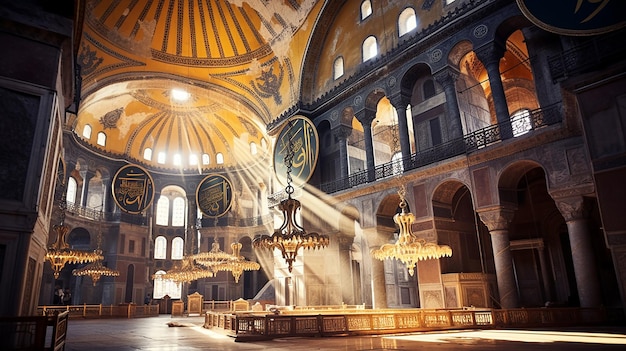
left=273, top=116, right=319, bottom=187
left=196, top=174, right=233, bottom=218
left=112, top=164, right=155, bottom=214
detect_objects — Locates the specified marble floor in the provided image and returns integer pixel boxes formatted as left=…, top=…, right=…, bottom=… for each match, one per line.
left=64, top=315, right=626, bottom=350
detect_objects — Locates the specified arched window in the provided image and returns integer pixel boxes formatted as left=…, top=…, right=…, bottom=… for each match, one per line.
left=333, top=57, right=344, bottom=80
left=202, top=154, right=210, bottom=165
left=423, top=79, right=436, bottom=99
left=143, top=148, right=152, bottom=161
left=153, top=270, right=182, bottom=299
left=511, top=109, right=532, bottom=137
left=216, top=153, right=224, bottom=164
left=189, top=154, right=198, bottom=165
left=398, top=8, right=417, bottom=37
left=171, top=197, right=186, bottom=227
left=173, top=154, right=182, bottom=166
left=156, top=196, right=169, bottom=226
left=97, top=132, right=106, bottom=146
left=157, top=152, right=166, bottom=164
left=361, top=0, right=372, bottom=20
left=154, top=236, right=167, bottom=259
left=66, top=177, right=77, bottom=204
left=171, top=237, right=184, bottom=260
left=82, top=124, right=92, bottom=139
left=362, top=36, right=378, bottom=62
left=250, top=142, right=258, bottom=155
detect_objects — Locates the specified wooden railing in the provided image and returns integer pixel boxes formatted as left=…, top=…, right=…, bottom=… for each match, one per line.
left=204, top=307, right=624, bottom=342
left=37, top=304, right=159, bottom=319
left=0, top=310, right=69, bottom=350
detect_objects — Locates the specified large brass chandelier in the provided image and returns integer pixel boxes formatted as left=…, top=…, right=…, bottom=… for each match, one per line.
left=46, top=200, right=102, bottom=279
left=72, top=219, right=119, bottom=285
left=162, top=256, right=214, bottom=283
left=253, top=125, right=329, bottom=272
left=72, top=249, right=120, bottom=285
left=372, top=186, right=452, bottom=276
left=212, top=243, right=260, bottom=283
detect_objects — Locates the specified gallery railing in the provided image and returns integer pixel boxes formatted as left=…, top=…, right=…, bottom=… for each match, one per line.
left=205, top=306, right=623, bottom=342
left=0, top=310, right=69, bottom=350
left=320, top=103, right=562, bottom=194
left=37, top=304, right=159, bottom=319
left=548, top=28, right=626, bottom=82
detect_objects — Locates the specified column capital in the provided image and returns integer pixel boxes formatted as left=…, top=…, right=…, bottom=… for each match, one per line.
left=554, top=195, right=588, bottom=221
left=432, top=66, right=460, bottom=87
left=478, top=207, right=516, bottom=232
left=355, top=108, right=376, bottom=126
left=474, top=40, right=506, bottom=67
left=332, top=124, right=353, bottom=140
left=387, top=91, right=411, bottom=109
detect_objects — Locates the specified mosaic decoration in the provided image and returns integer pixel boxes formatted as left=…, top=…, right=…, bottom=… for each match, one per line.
left=196, top=173, right=233, bottom=218
left=273, top=116, right=319, bottom=187
left=112, top=164, right=155, bottom=214
left=517, top=0, right=626, bottom=35
left=251, top=63, right=284, bottom=105
left=78, top=43, right=104, bottom=75
left=99, top=108, right=123, bottom=129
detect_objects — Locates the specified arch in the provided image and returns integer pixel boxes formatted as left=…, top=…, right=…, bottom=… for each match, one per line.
left=361, top=0, right=372, bottom=20
left=398, top=7, right=417, bottom=37
left=96, top=131, right=106, bottom=146
left=154, top=236, right=167, bottom=259
left=333, top=56, right=344, bottom=80
left=171, top=236, right=184, bottom=259
left=66, top=177, right=78, bottom=204
left=362, top=36, right=378, bottom=62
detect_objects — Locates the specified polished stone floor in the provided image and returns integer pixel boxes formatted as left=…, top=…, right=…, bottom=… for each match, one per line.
left=64, top=315, right=626, bottom=350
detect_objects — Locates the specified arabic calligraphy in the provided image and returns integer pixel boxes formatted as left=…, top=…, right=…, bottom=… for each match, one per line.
left=112, top=165, right=155, bottom=214
left=517, top=0, right=624, bottom=35
left=196, top=174, right=233, bottom=218
left=273, top=117, right=319, bottom=187
left=575, top=0, right=610, bottom=23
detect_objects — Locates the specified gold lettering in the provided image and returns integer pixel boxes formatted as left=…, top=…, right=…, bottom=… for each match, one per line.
left=576, top=0, right=611, bottom=23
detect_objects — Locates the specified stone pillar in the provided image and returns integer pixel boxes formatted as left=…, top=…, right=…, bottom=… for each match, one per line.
left=478, top=207, right=520, bottom=308
left=474, top=41, right=512, bottom=139
left=363, top=227, right=387, bottom=309
left=433, top=66, right=464, bottom=139
left=81, top=170, right=95, bottom=207
left=521, top=27, right=563, bottom=108
left=332, top=125, right=352, bottom=179
left=355, top=108, right=377, bottom=182
left=536, top=245, right=554, bottom=303
left=388, top=93, right=412, bottom=163
left=338, top=234, right=355, bottom=304
left=555, top=196, right=602, bottom=307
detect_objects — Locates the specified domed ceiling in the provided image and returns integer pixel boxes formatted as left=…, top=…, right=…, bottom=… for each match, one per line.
left=74, top=0, right=321, bottom=172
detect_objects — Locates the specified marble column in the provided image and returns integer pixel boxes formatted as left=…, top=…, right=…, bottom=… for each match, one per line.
left=332, top=125, right=352, bottom=179
left=388, top=93, right=412, bottom=163
left=363, top=227, right=388, bottom=309
left=80, top=169, right=95, bottom=207
left=536, top=245, right=554, bottom=303
left=555, top=196, right=602, bottom=307
left=433, top=66, right=464, bottom=139
left=338, top=234, right=355, bottom=304
left=474, top=40, right=513, bottom=140
left=478, top=207, right=520, bottom=308
left=355, top=108, right=377, bottom=182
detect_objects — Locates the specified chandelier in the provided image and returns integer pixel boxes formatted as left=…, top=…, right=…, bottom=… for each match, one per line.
left=162, top=256, right=214, bottom=283
left=72, top=219, right=119, bottom=285
left=211, top=242, right=260, bottom=283
left=372, top=186, right=452, bottom=276
left=46, top=199, right=103, bottom=279
left=72, top=249, right=120, bottom=285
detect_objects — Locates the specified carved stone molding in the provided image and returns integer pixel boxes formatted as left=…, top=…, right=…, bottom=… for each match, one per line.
left=478, top=207, right=516, bottom=232
left=474, top=40, right=506, bottom=67
left=332, top=125, right=352, bottom=140
left=432, top=66, right=460, bottom=88
left=554, top=195, right=588, bottom=221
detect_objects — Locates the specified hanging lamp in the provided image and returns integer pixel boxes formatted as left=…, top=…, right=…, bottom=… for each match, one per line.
left=72, top=216, right=119, bottom=285
left=372, top=185, right=452, bottom=276
left=253, top=120, right=329, bottom=272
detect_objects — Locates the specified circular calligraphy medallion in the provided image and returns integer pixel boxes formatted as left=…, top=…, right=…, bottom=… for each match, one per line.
left=517, top=0, right=626, bottom=36
left=273, top=116, right=319, bottom=187
left=112, top=164, right=155, bottom=214
left=196, top=174, right=233, bottom=218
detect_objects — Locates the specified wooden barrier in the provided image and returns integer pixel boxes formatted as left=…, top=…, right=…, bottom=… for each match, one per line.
left=203, top=307, right=624, bottom=342
left=37, top=304, right=159, bottom=319
left=0, top=310, right=69, bottom=350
